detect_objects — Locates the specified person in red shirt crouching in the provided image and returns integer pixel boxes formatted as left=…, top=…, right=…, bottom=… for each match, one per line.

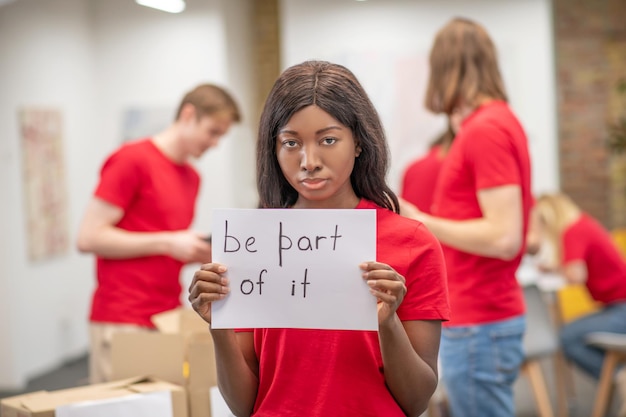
left=528, top=192, right=626, bottom=416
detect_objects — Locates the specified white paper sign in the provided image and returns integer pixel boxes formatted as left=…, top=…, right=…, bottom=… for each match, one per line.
left=211, top=209, right=377, bottom=330
left=55, top=391, right=172, bottom=417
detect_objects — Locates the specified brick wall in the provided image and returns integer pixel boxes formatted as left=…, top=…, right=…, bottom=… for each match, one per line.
left=553, top=0, right=626, bottom=228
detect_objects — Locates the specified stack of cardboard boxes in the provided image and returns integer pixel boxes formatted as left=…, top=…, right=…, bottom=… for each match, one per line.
left=111, top=308, right=218, bottom=417
left=1, top=376, right=187, bottom=417
left=1, top=308, right=221, bottom=417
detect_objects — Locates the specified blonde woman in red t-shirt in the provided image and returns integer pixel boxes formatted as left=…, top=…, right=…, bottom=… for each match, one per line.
left=400, top=17, right=532, bottom=417
left=528, top=192, right=626, bottom=415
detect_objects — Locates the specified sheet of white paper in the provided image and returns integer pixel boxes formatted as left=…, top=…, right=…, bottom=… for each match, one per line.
left=55, top=391, right=172, bottom=417
left=210, top=386, right=235, bottom=417
left=211, top=209, right=377, bottom=330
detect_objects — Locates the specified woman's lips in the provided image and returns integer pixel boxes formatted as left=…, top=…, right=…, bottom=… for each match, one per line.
left=301, top=178, right=327, bottom=190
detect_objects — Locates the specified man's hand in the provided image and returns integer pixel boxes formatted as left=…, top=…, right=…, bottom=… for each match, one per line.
left=168, top=231, right=212, bottom=263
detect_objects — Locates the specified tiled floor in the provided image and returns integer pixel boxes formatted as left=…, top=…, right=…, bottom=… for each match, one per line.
left=0, top=353, right=620, bottom=416
left=0, top=354, right=90, bottom=399
left=515, top=355, right=597, bottom=417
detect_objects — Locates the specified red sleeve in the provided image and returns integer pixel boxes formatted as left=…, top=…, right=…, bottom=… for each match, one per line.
left=94, top=146, right=141, bottom=210
left=397, top=222, right=450, bottom=321
left=464, top=123, right=521, bottom=191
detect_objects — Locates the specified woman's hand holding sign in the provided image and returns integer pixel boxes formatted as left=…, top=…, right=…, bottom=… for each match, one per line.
left=188, top=263, right=231, bottom=325
left=361, top=261, right=407, bottom=326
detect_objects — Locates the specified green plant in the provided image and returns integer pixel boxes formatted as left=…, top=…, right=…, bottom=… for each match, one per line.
left=607, top=78, right=626, bottom=154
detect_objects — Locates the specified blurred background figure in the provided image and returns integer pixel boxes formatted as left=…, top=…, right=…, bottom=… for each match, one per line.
left=400, top=122, right=453, bottom=215
left=527, top=192, right=626, bottom=416
left=401, top=17, right=533, bottom=417
left=76, top=83, right=241, bottom=383
left=400, top=112, right=462, bottom=215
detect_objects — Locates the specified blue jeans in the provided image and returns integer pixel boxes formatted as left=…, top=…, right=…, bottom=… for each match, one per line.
left=560, top=301, right=626, bottom=379
left=440, top=316, right=526, bottom=417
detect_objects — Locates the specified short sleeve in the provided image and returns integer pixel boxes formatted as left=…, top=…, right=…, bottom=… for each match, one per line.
left=397, top=222, right=450, bottom=321
left=94, top=147, right=141, bottom=210
left=464, top=123, right=521, bottom=191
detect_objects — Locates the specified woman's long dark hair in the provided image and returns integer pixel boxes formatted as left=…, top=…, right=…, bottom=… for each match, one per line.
left=256, top=60, right=399, bottom=213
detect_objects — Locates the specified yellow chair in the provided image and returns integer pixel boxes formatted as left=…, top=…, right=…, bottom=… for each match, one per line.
left=557, top=284, right=601, bottom=325
left=611, top=228, right=626, bottom=257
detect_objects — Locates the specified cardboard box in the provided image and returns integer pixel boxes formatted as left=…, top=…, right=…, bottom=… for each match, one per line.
left=111, top=308, right=218, bottom=417
left=0, top=376, right=187, bottom=417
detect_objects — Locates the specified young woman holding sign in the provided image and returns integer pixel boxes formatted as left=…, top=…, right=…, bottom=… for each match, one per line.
left=188, top=60, right=450, bottom=417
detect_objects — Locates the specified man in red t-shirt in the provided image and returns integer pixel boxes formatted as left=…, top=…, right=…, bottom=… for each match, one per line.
left=401, top=18, right=532, bottom=417
left=76, top=84, right=240, bottom=383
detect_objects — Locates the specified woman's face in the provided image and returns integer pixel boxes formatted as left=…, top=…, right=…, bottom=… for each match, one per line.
left=276, top=105, right=361, bottom=209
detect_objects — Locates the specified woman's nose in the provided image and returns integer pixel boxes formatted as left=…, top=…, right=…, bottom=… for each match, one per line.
left=300, top=146, right=321, bottom=172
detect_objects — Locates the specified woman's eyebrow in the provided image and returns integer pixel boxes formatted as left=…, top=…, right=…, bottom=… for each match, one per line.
left=278, top=125, right=344, bottom=135
left=316, top=126, right=343, bottom=135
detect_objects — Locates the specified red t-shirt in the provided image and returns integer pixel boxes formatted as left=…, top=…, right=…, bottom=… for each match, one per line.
left=400, top=145, right=445, bottom=214
left=245, top=199, right=449, bottom=417
left=432, top=101, right=532, bottom=326
left=562, top=214, right=626, bottom=304
left=90, top=139, right=200, bottom=327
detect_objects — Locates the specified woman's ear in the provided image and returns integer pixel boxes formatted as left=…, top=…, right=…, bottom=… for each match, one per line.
left=355, top=145, right=362, bottom=157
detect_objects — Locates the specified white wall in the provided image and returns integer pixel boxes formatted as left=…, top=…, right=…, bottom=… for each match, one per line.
left=0, top=0, right=97, bottom=389
left=0, top=0, right=256, bottom=389
left=0, top=0, right=559, bottom=390
left=280, top=0, right=559, bottom=195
